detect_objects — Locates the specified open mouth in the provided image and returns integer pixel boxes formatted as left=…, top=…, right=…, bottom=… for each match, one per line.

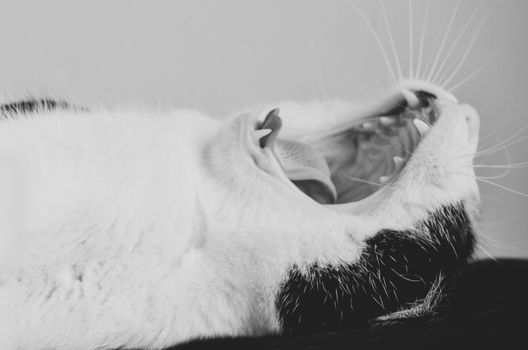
left=254, top=87, right=445, bottom=205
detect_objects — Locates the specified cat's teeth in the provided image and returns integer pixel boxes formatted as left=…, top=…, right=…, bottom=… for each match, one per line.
left=379, top=175, right=391, bottom=184
left=380, top=157, right=404, bottom=186
left=393, top=156, right=404, bottom=169
left=413, top=119, right=430, bottom=135
left=362, top=121, right=376, bottom=131
left=258, top=108, right=282, bottom=148
left=380, top=116, right=395, bottom=127
left=251, top=129, right=272, bottom=144
left=401, top=88, right=420, bottom=108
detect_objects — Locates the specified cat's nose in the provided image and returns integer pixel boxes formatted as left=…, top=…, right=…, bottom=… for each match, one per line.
left=438, top=102, right=480, bottom=142
left=461, top=103, right=480, bottom=142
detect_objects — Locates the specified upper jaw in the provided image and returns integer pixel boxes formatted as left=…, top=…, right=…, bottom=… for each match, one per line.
left=397, top=79, right=458, bottom=104
left=330, top=85, right=480, bottom=215
left=238, top=80, right=480, bottom=221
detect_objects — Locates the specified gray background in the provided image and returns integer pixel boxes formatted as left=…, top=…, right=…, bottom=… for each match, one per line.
left=0, top=0, right=527, bottom=258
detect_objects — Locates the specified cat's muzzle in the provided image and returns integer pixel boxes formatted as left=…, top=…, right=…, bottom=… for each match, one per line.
left=250, top=82, right=479, bottom=209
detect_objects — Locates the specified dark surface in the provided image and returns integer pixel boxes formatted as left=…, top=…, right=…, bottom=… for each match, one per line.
left=167, top=258, right=528, bottom=349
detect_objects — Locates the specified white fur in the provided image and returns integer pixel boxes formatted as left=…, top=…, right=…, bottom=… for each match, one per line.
left=0, top=108, right=363, bottom=349
left=0, top=81, right=480, bottom=349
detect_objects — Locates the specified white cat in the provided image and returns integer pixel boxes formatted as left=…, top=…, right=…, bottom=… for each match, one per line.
left=0, top=79, right=479, bottom=349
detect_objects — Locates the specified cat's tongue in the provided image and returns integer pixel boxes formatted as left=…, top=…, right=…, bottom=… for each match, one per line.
left=258, top=109, right=336, bottom=204
left=274, top=140, right=336, bottom=204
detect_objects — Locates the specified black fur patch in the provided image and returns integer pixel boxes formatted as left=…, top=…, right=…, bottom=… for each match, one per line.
left=276, top=203, right=475, bottom=335
left=145, top=259, right=528, bottom=350
left=0, top=99, right=81, bottom=117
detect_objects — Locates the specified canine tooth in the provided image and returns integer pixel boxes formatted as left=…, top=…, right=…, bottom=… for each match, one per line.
left=379, top=176, right=391, bottom=184
left=252, top=129, right=272, bottom=144
left=393, top=156, right=404, bottom=169
left=258, top=110, right=282, bottom=148
left=362, top=121, right=376, bottom=131
left=401, top=88, right=420, bottom=108
left=413, top=119, right=430, bottom=135
left=380, top=116, right=395, bottom=127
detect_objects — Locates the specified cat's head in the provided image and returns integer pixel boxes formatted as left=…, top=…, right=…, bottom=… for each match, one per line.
left=211, top=79, right=480, bottom=232
left=205, top=80, right=479, bottom=332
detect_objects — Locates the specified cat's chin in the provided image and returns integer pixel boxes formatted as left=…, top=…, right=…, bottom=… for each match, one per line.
left=245, top=80, right=480, bottom=220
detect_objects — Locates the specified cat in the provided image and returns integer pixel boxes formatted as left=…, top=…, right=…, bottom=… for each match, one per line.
left=0, top=77, right=480, bottom=349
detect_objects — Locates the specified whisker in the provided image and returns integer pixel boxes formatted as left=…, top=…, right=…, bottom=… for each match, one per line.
left=475, top=133, right=513, bottom=179
left=415, top=0, right=431, bottom=80
left=447, top=48, right=503, bottom=92
left=475, top=173, right=513, bottom=180
left=452, top=124, right=528, bottom=160
left=478, top=120, right=509, bottom=142
left=480, top=218, right=516, bottom=226
left=440, top=8, right=492, bottom=88
left=422, top=16, right=444, bottom=84
left=427, top=0, right=460, bottom=83
left=454, top=136, right=518, bottom=162
left=380, top=0, right=403, bottom=80
left=475, top=245, right=498, bottom=262
left=431, top=0, right=485, bottom=84
left=346, top=176, right=399, bottom=190
left=477, top=213, right=528, bottom=257
left=402, top=104, right=424, bottom=120
left=477, top=238, right=526, bottom=257
left=345, top=0, right=398, bottom=84
left=477, top=179, right=528, bottom=197
left=408, top=0, right=414, bottom=80
left=474, top=162, right=528, bottom=169
left=474, top=126, right=528, bottom=156
left=456, top=171, right=528, bottom=198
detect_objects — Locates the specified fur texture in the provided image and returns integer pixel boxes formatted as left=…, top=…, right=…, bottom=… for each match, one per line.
left=0, top=80, right=480, bottom=349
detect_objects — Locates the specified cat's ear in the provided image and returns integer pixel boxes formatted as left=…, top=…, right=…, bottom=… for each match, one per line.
left=256, top=108, right=336, bottom=204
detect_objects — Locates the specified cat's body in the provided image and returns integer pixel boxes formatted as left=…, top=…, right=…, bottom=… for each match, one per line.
left=0, top=80, right=480, bottom=349
left=0, top=102, right=359, bottom=349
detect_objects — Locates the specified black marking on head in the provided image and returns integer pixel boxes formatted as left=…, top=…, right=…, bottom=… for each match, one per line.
left=0, top=99, right=84, bottom=117
left=276, top=203, right=475, bottom=335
